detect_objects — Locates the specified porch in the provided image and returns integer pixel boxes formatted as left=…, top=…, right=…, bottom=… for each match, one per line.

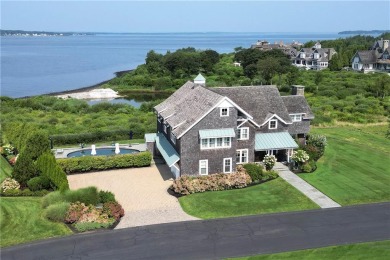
left=254, top=132, right=298, bottom=163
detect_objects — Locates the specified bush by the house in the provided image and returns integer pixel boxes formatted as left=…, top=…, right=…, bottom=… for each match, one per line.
left=42, top=187, right=100, bottom=208
left=171, top=172, right=252, bottom=195
left=262, top=170, right=279, bottom=181
left=73, top=220, right=115, bottom=232
left=36, top=152, right=69, bottom=191
left=27, top=176, right=51, bottom=191
left=23, top=131, right=51, bottom=161
left=103, top=202, right=125, bottom=221
left=1, top=188, right=50, bottom=197
left=12, top=152, right=38, bottom=186
left=291, top=150, right=310, bottom=165
left=57, top=151, right=152, bottom=174
left=41, top=191, right=66, bottom=208
left=243, top=163, right=263, bottom=182
left=305, top=134, right=327, bottom=161
left=263, top=154, right=277, bottom=171
left=99, top=190, right=116, bottom=204
left=0, top=178, right=20, bottom=192
left=64, top=202, right=87, bottom=224
left=43, top=202, right=71, bottom=222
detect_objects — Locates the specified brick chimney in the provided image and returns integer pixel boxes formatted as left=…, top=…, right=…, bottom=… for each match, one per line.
left=291, top=85, right=305, bottom=96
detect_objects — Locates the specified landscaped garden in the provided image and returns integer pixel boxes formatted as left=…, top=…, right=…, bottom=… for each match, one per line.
left=231, top=240, right=390, bottom=260
left=300, top=125, right=390, bottom=205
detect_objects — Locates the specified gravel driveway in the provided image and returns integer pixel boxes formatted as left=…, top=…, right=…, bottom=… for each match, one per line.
left=67, top=164, right=198, bottom=229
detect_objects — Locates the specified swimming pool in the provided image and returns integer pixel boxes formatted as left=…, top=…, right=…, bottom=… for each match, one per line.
left=67, top=148, right=139, bottom=158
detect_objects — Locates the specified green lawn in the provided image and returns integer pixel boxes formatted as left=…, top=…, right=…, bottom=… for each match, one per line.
left=300, top=125, right=390, bottom=205
left=179, top=178, right=319, bottom=219
left=0, top=197, right=72, bottom=247
left=0, top=156, right=13, bottom=183
left=232, top=240, right=390, bottom=260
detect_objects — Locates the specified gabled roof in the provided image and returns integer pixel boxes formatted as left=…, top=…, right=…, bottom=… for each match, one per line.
left=194, top=73, right=205, bottom=81
left=210, top=86, right=292, bottom=125
left=281, top=95, right=315, bottom=119
left=354, top=50, right=378, bottom=63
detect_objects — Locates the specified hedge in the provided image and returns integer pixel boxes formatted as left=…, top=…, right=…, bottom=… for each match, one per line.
left=57, top=151, right=152, bottom=174
left=36, top=152, right=70, bottom=191
left=49, top=129, right=143, bottom=145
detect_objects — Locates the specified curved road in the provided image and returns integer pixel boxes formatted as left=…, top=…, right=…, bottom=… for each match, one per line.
left=2, top=202, right=390, bottom=260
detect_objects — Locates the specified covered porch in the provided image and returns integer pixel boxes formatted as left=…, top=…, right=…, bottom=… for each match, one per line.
left=254, top=132, right=298, bottom=163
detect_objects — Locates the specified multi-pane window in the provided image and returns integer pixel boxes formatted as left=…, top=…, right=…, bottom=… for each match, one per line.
left=223, top=158, right=232, bottom=173
left=236, top=149, right=248, bottom=164
left=201, top=137, right=231, bottom=149
left=237, top=127, right=249, bottom=140
left=269, top=119, right=277, bottom=129
left=290, top=114, right=302, bottom=122
left=199, top=160, right=208, bottom=175
left=220, top=107, right=229, bottom=117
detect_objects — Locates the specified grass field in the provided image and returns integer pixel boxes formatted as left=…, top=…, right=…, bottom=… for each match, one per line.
left=0, top=155, right=13, bottom=183
left=0, top=197, right=72, bottom=247
left=179, top=178, right=319, bottom=219
left=300, top=125, right=390, bottom=205
left=232, top=240, right=390, bottom=260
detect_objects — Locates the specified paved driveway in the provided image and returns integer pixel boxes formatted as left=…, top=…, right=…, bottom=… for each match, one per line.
left=67, top=164, right=197, bottom=228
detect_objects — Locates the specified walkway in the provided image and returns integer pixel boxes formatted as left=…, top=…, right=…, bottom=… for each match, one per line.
left=67, top=163, right=197, bottom=229
left=3, top=202, right=389, bottom=259
left=274, top=162, right=341, bottom=208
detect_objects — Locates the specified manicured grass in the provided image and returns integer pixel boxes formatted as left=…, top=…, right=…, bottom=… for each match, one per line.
left=179, top=178, right=319, bottom=219
left=0, top=156, right=13, bottom=183
left=300, top=126, right=390, bottom=205
left=232, top=240, right=390, bottom=260
left=0, top=197, right=72, bottom=247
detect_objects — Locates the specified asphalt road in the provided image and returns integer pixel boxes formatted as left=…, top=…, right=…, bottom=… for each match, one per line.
left=2, top=202, right=390, bottom=260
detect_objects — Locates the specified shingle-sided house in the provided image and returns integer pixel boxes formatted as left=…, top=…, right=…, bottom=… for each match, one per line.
left=351, top=38, right=390, bottom=73
left=145, top=76, right=314, bottom=178
left=292, top=42, right=336, bottom=70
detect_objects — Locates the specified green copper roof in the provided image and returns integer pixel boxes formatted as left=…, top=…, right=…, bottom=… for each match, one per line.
left=156, top=133, right=180, bottom=167
left=199, top=128, right=236, bottom=139
left=194, top=73, right=205, bottom=81
left=255, top=132, right=298, bottom=151
left=144, top=133, right=157, bottom=143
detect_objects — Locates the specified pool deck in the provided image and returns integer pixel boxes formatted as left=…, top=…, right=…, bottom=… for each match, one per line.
left=54, top=143, right=147, bottom=159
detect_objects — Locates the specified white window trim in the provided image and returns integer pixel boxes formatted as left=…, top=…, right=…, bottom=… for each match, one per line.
left=238, top=127, right=249, bottom=140
left=199, top=160, right=208, bottom=175
left=170, top=132, right=176, bottom=144
left=163, top=124, right=168, bottom=134
left=220, top=107, right=229, bottom=117
left=269, top=119, right=278, bottom=129
left=200, top=137, right=231, bottom=150
left=290, top=114, right=302, bottom=122
left=236, top=149, right=249, bottom=164
left=223, top=158, right=232, bottom=173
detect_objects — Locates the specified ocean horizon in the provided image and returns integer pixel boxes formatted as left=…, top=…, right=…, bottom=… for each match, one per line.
left=0, top=32, right=375, bottom=98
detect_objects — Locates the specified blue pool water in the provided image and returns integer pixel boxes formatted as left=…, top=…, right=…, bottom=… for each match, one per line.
left=67, top=148, right=139, bottom=158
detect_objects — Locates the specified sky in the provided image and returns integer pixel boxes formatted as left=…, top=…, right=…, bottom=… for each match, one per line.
left=1, top=0, right=389, bottom=33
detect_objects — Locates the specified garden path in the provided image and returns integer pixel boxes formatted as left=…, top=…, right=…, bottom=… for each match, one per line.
left=274, top=163, right=341, bottom=208
left=67, top=163, right=198, bottom=229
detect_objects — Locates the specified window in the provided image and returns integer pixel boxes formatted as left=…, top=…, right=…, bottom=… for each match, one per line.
left=163, top=124, right=167, bottom=133
left=223, top=158, right=232, bottom=173
left=269, top=119, right=277, bottom=129
left=220, top=107, right=229, bottom=117
left=236, top=149, right=248, bottom=164
left=199, top=160, right=208, bottom=175
left=237, top=127, right=249, bottom=140
left=170, top=132, right=176, bottom=144
left=290, top=114, right=302, bottom=122
left=201, top=137, right=231, bottom=149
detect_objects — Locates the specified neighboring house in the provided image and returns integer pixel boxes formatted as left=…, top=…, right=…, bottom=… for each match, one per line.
left=291, top=42, right=336, bottom=70
left=351, top=38, right=390, bottom=73
left=145, top=75, right=314, bottom=178
left=251, top=40, right=298, bottom=58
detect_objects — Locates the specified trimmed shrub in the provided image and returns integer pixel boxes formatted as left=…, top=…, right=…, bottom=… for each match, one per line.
left=12, top=152, right=38, bottom=186
left=0, top=178, right=20, bottom=192
left=302, top=163, right=313, bottom=173
left=58, top=151, right=152, bottom=174
left=27, top=176, right=51, bottom=191
left=42, top=191, right=66, bottom=208
left=43, top=202, right=70, bottom=222
left=22, top=131, right=50, bottom=161
left=171, top=172, right=252, bottom=195
left=1, top=188, right=50, bottom=197
left=306, top=134, right=327, bottom=161
left=73, top=220, right=115, bottom=232
left=36, top=152, right=69, bottom=191
left=291, top=150, right=310, bottom=165
left=103, top=202, right=125, bottom=221
left=64, top=187, right=99, bottom=206
left=263, top=170, right=279, bottom=181
left=263, top=154, right=277, bottom=171
left=99, top=190, right=116, bottom=203
left=243, top=163, right=263, bottom=182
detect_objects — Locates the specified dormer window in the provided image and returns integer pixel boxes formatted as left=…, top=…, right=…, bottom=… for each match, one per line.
left=220, top=108, right=229, bottom=117
left=290, top=114, right=302, bottom=122
left=269, top=119, right=277, bottom=129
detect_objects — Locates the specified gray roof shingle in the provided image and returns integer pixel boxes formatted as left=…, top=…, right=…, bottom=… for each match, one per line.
left=281, top=95, right=315, bottom=119
left=356, top=50, right=378, bottom=63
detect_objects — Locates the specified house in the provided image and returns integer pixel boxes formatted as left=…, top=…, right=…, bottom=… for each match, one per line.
left=251, top=40, right=298, bottom=58
left=351, top=38, right=390, bottom=73
left=291, top=42, right=336, bottom=70
left=145, top=76, right=314, bottom=178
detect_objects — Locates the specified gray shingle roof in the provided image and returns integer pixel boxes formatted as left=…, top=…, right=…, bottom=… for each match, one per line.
left=281, top=96, right=315, bottom=119
left=154, top=81, right=224, bottom=137
left=210, top=86, right=292, bottom=125
left=356, top=50, right=377, bottom=63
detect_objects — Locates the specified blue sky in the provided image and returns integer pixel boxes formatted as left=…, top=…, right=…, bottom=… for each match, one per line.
left=1, top=1, right=389, bottom=33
